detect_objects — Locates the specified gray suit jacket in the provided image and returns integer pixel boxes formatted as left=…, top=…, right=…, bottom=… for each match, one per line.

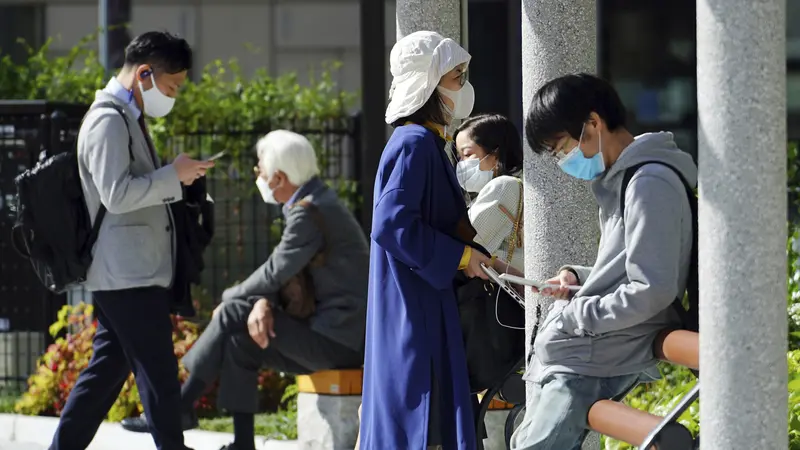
left=78, top=91, right=183, bottom=292
left=222, top=177, right=369, bottom=353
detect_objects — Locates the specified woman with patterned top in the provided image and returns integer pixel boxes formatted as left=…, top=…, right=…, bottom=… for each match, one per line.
left=454, top=114, right=525, bottom=274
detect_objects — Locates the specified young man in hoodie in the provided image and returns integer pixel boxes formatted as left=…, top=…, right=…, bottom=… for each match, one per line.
left=510, top=73, right=697, bottom=450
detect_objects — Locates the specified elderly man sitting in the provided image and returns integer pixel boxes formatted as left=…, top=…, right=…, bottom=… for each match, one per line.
left=121, top=130, right=369, bottom=450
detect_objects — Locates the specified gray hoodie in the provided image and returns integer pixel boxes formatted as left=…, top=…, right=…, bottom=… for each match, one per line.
left=525, top=132, right=697, bottom=382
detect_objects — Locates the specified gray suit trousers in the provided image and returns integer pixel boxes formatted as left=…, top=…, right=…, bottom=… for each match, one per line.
left=182, top=300, right=362, bottom=413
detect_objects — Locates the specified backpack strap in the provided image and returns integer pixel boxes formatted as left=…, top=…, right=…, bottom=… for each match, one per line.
left=82, top=101, right=135, bottom=245
left=87, top=101, right=134, bottom=162
left=619, top=161, right=699, bottom=331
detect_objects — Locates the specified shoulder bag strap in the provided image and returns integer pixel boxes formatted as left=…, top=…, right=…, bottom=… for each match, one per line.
left=293, top=199, right=329, bottom=265
left=504, top=179, right=524, bottom=263
left=84, top=102, right=134, bottom=246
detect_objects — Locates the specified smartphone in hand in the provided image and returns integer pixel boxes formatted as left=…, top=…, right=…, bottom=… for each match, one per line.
left=498, top=273, right=581, bottom=291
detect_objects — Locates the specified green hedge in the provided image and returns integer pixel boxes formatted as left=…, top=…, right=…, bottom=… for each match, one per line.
left=0, top=33, right=358, bottom=159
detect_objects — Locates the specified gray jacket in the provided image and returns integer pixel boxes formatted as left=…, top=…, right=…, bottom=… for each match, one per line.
left=222, top=177, right=370, bottom=353
left=79, top=91, right=183, bottom=292
left=527, top=132, right=697, bottom=382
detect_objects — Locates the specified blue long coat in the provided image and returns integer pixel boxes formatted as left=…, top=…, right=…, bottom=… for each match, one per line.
left=359, top=124, right=477, bottom=450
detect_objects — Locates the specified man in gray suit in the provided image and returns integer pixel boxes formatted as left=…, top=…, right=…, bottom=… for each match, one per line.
left=50, top=32, right=214, bottom=450
left=122, top=130, right=369, bottom=450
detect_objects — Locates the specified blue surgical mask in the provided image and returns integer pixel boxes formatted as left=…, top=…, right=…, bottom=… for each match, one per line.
left=557, top=124, right=605, bottom=180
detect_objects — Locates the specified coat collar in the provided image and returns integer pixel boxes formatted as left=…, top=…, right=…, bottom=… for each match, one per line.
left=282, top=176, right=325, bottom=216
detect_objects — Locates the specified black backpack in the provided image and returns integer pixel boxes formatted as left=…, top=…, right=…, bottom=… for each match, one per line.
left=11, top=102, right=133, bottom=294
left=620, top=161, right=699, bottom=332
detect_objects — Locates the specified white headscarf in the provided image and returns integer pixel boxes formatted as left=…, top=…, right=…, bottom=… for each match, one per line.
left=385, top=31, right=471, bottom=125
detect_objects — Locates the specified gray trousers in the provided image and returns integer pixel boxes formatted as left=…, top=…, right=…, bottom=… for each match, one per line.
left=182, top=299, right=362, bottom=413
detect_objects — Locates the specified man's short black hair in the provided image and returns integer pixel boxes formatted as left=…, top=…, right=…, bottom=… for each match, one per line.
left=390, top=90, right=449, bottom=128
left=525, top=73, right=627, bottom=154
left=124, top=31, right=193, bottom=75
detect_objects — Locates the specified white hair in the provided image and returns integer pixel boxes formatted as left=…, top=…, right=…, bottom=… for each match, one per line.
left=255, top=130, right=320, bottom=186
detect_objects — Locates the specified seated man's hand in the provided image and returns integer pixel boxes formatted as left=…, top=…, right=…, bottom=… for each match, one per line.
left=247, top=299, right=277, bottom=349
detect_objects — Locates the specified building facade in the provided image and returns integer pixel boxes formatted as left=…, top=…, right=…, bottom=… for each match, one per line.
left=0, top=0, right=397, bottom=100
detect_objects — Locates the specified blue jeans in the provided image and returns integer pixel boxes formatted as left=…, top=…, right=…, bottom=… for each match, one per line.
left=510, top=372, right=641, bottom=450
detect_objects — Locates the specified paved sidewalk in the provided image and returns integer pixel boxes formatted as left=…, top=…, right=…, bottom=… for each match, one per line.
left=0, top=414, right=297, bottom=450
left=0, top=441, right=45, bottom=450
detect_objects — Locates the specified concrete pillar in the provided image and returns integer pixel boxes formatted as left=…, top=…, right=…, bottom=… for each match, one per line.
left=395, top=0, right=463, bottom=43
left=520, top=1, right=600, bottom=449
left=697, top=0, right=788, bottom=449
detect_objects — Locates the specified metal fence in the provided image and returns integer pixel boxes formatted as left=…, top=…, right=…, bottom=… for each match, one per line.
left=0, top=100, right=363, bottom=395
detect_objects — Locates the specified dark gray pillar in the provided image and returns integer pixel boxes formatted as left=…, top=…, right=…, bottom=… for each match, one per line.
left=358, top=0, right=386, bottom=232
left=521, top=0, right=600, bottom=448
left=98, top=0, right=131, bottom=76
left=697, top=0, right=788, bottom=448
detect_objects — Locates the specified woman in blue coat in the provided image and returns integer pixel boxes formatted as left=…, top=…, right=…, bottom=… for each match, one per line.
left=360, top=31, right=505, bottom=450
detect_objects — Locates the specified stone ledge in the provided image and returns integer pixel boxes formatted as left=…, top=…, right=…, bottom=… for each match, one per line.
left=483, top=409, right=510, bottom=450
left=0, top=414, right=297, bottom=450
left=297, top=393, right=360, bottom=450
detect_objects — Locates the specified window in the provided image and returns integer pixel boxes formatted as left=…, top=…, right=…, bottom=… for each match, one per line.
left=0, top=5, right=45, bottom=64
left=787, top=0, right=800, bottom=139
left=600, top=0, right=697, bottom=158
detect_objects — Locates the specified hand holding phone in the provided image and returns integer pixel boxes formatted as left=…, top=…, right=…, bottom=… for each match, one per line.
left=498, top=273, right=581, bottom=292
left=536, top=269, right=581, bottom=300
left=480, top=263, right=526, bottom=306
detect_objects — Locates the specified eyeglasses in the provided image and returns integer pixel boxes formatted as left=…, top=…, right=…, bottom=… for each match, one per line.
left=546, top=125, right=586, bottom=162
left=545, top=140, right=570, bottom=162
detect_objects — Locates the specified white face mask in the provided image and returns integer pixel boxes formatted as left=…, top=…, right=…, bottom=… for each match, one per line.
left=456, top=156, right=494, bottom=193
left=255, top=176, right=279, bottom=204
left=438, top=81, right=475, bottom=120
left=139, top=73, right=176, bottom=118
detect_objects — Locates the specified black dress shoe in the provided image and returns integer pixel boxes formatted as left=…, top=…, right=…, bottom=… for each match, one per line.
left=120, top=410, right=199, bottom=433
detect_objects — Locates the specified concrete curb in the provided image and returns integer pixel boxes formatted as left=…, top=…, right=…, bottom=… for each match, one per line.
left=0, top=414, right=297, bottom=450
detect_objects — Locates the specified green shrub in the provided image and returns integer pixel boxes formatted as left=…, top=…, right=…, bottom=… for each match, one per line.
left=0, top=33, right=359, bottom=177
left=14, top=303, right=291, bottom=421
left=0, top=33, right=356, bottom=124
